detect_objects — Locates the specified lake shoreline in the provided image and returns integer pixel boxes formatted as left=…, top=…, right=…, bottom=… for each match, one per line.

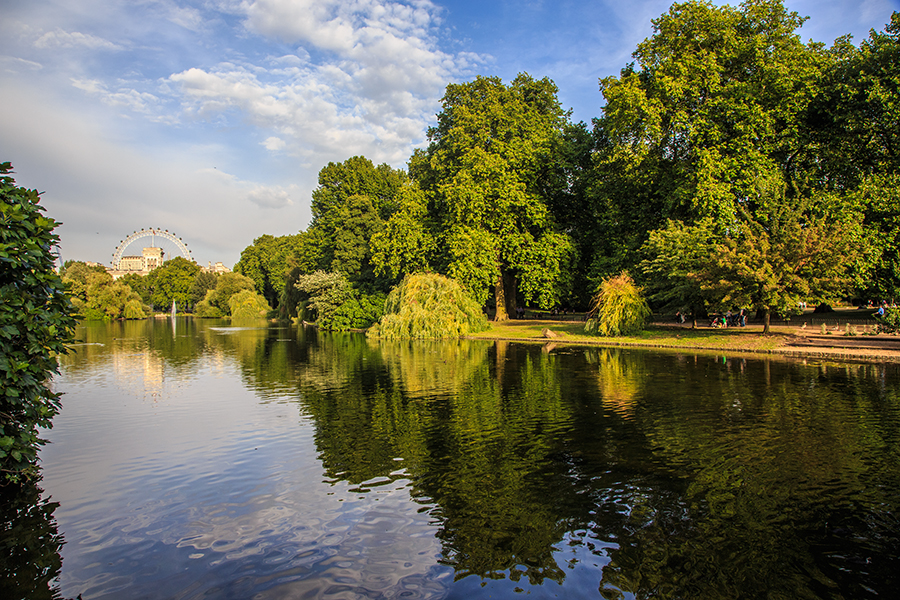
left=466, top=320, right=900, bottom=363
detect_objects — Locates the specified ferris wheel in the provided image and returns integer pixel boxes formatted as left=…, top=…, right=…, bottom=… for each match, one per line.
left=112, top=228, right=193, bottom=267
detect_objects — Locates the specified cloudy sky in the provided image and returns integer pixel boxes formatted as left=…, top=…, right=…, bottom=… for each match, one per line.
left=2, top=0, right=897, bottom=268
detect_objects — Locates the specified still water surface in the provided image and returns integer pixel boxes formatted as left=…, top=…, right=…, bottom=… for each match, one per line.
left=5, top=318, right=900, bottom=598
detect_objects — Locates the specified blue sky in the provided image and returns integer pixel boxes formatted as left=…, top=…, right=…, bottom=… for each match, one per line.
left=2, top=0, right=898, bottom=268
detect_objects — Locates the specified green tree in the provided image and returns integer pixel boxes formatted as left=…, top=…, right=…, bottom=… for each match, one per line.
left=0, top=163, right=76, bottom=482
left=640, top=219, right=719, bottom=326
left=189, top=270, right=218, bottom=310
left=145, top=256, right=200, bottom=311
left=371, top=182, right=438, bottom=283
left=294, top=270, right=384, bottom=331
left=641, top=206, right=861, bottom=333
left=367, top=273, right=489, bottom=339
left=584, top=272, right=651, bottom=336
left=195, top=272, right=255, bottom=317
left=61, top=265, right=149, bottom=321
left=228, top=289, right=271, bottom=321
left=412, top=73, right=574, bottom=320
left=307, top=156, right=406, bottom=285
left=58, top=260, right=109, bottom=302
left=808, top=12, right=900, bottom=188
left=595, top=0, right=830, bottom=267
left=234, top=233, right=304, bottom=308
left=118, top=272, right=151, bottom=305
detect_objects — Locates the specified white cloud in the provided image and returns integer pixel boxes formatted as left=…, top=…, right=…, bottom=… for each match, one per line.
left=247, top=185, right=294, bottom=209
left=164, top=0, right=485, bottom=165
left=0, top=55, right=43, bottom=72
left=0, top=81, right=310, bottom=268
left=71, top=77, right=163, bottom=117
left=262, top=136, right=286, bottom=151
left=34, top=27, right=122, bottom=50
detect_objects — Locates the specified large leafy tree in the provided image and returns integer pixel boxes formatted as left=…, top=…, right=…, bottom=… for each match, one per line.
left=145, top=256, right=201, bottom=311
left=234, top=233, right=304, bottom=309
left=596, top=0, right=830, bottom=255
left=1, top=163, right=76, bottom=482
left=808, top=12, right=900, bottom=189
left=307, top=156, right=406, bottom=286
left=641, top=204, right=862, bottom=333
left=412, top=73, right=574, bottom=320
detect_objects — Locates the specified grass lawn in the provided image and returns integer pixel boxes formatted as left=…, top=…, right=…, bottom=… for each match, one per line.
left=467, top=320, right=790, bottom=353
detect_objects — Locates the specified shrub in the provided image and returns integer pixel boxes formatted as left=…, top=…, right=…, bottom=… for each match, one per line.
left=194, top=273, right=255, bottom=317
left=584, top=272, right=651, bottom=337
left=229, top=289, right=271, bottom=320
left=294, top=271, right=384, bottom=330
left=1, top=163, right=76, bottom=482
left=876, top=307, right=900, bottom=334
left=367, top=273, right=489, bottom=339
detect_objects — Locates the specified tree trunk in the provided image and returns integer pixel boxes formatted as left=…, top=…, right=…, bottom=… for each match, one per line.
left=503, top=271, right=518, bottom=318
left=763, top=309, right=771, bottom=334
left=493, top=270, right=509, bottom=322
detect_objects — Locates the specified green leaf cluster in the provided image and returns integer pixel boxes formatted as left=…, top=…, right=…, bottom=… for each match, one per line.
left=61, top=261, right=150, bottom=320
left=0, top=162, right=76, bottom=482
left=294, top=270, right=384, bottom=331
left=584, top=272, right=651, bottom=337
left=195, top=272, right=263, bottom=318
left=367, top=273, right=489, bottom=340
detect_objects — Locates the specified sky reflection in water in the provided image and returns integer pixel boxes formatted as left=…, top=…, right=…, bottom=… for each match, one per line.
left=20, top=319, right=900, bottom=599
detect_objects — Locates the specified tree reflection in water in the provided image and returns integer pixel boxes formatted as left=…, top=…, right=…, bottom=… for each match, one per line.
left=38, top=322, right=900, bottom=598
left=250, top=334, right=900, bottom=598
left=0, top=478, right=65, bottom=600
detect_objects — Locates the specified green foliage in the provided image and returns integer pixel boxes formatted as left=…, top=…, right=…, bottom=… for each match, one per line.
left=368, top=273, right=489, bottom=339
left=118, top=272, right=151, bottom=305
left=294, top=271, right=384, bottom=330
left=61, top=262, right=149, bottom=320
left=193, top=291, right=224, bottom=318
left=307, top=156, right=406, bottom=287
left=584, top=272, right=651, bottom=337
left=234, top=233, right=304, bottom=308
left=599, top=0, right=827, bottom=226
left=193, top=272, right=255, bottom=317
left=809, top=13, right=900, bottom=188
left=875, top=307, right=900, bottom=333
left=228, top=289, right=271, bottom=321
left=413, top=73, right=575, bottom=318
left=640, top=204, right=861, bottom=332
left=189, top=270, right=218, bottom=309
left=639, top=219, right=717, bottom=316
left=0, top=162, right=76, bottom=482
left=371, top=183, right=437, bottom=282
left=145, top=256, right=200, bottom=311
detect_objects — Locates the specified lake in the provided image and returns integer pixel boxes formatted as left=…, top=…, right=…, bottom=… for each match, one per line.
left=3, top=317, right=899, bottom=599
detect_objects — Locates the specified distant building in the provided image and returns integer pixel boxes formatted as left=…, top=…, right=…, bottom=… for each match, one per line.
left=142, top=247, right=163, bottom=270
left=118, top=256, right=145, bottom=271
left=115, top=247, right=165, bottom=273
left=205, top=261, right=231, bottom=274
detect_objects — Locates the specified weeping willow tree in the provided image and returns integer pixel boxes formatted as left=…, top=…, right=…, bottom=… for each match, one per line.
left=584, top=272, right=651, bottom=337
left=229, top=289, right=270, bottom=321
left=367, top=273, right=489, bottom=339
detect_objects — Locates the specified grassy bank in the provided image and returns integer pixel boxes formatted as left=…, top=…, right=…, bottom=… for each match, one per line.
left=465, top=319, right=900, bottom=363
left=467, top=320, right=788, bottom=352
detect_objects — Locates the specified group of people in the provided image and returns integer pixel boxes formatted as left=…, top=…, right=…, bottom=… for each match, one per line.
left=710, top=309, right=748, bottom=327
left=675, top=309, right=748, bottom=327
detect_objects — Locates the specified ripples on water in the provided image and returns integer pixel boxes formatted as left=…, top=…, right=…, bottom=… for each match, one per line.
left=4, top=320, right=897, bottom=599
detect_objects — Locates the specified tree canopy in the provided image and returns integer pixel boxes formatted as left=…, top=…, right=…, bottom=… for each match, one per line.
left=411, top=74, right=575, bottom=320
left=231, top=1, right=900, bottom=332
